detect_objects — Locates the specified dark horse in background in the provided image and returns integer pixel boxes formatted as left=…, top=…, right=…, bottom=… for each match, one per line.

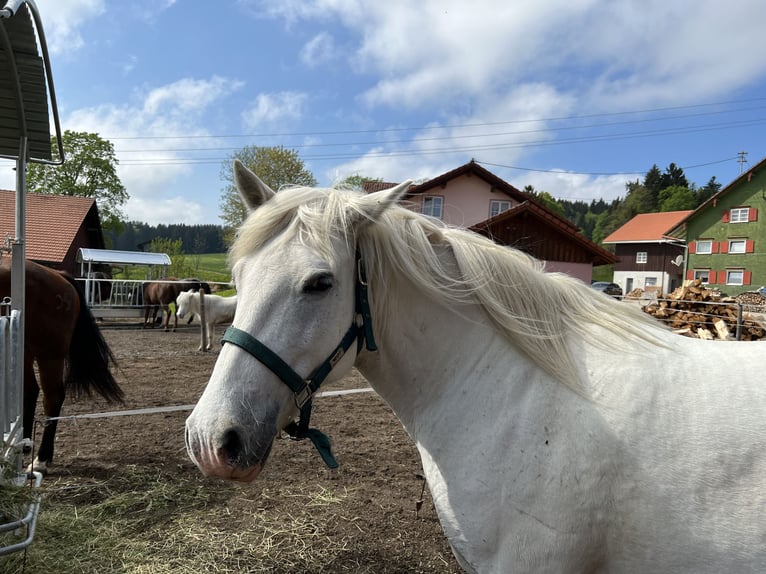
left=0, top=258, right=124, bottom=474
left=142, top=277, right=211, bottom=331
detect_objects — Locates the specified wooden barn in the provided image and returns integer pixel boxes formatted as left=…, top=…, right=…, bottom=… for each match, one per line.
left=0, top=191, right=106, bottom=275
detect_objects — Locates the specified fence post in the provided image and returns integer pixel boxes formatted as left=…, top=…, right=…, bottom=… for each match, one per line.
left=199, top=289, right=207, bottom=352
left=736, top=302, right=743, bottom=341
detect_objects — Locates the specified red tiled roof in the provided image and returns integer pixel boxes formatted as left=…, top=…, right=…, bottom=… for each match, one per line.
left=0, top=190, right=99, bottom=263
left=602, top=210, right=693, bottom=244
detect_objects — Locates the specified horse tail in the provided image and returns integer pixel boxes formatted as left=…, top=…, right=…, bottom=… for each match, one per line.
left=61, top=273, right=125, bottom=403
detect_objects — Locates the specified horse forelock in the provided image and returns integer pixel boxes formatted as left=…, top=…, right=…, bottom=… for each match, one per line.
left=228, top=183, right=666, bottom=390
left=229, top=185, right=362, bottom=269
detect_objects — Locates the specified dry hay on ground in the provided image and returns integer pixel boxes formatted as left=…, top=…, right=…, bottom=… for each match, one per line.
left=2, top=323, right=460, bottom=574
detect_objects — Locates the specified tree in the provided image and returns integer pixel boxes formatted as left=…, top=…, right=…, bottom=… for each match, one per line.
left=338, top=174, right=384, bottom=189
left=696, top=176, right=722, bottom=206
left=219, top=145, right=316, bottom=242
left=149, top=237, right=190, bottom=277
left=658, top=185, right=696, bottom=211
left=26, top=130, right=128, bottom=234
left=659, top=163, right=689, bottom=190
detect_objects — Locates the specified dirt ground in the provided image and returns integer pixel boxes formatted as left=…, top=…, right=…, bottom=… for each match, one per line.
left=27, top=320, right=462, bottom=573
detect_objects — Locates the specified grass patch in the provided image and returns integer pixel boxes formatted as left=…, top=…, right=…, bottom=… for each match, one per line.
left=0, top=467, right=353, bottom=574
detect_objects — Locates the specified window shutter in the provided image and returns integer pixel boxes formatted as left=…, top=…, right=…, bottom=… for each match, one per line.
left=722, top=210, right=730, bottom=223
left=688, top=242, right=696, bottom=254
left=686, top=270, right=695, bottom=281
left=711, top=242, right=719, bottom=254
left=746, top=240, right=755, bottom=253
left=749, top=208, right=758, bottom=222
left=720, top=242, right=728, bottom=254
left=744, top=271, right=752, bottom=285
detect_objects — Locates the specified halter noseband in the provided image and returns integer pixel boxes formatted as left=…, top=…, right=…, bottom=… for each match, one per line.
left=220, top=250, right=376, bottom=469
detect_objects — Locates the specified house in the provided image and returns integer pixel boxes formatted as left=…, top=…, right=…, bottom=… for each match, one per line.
left=667, top=155, right=766, bottom=296
left=365, top=160, right=617, bottom=283
left=602, top=210, right=692, bottom=295
left=0, top=191, right=106, bottom=275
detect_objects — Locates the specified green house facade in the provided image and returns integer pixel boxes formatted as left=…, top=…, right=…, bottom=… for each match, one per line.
left=672, top=156, right=766, bottom=296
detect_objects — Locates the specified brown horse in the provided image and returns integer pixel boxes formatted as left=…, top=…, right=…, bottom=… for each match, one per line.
left=142, top=278, right=210, bottom=331
left=0, top=258, right=124, bottom=474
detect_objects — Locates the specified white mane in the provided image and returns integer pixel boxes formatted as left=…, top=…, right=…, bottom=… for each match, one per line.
left=230, top=184, right=667, bottom=387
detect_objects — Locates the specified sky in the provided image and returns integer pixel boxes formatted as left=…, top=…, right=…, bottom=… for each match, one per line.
left=3, top=0, right=766, bottom=225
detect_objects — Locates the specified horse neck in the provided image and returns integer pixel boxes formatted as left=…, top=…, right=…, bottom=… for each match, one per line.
left=355, top=273, right=540, bottom=432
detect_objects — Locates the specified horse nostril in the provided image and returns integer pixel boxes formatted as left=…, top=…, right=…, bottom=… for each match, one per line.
left=220, top=428, right=244, bottom=466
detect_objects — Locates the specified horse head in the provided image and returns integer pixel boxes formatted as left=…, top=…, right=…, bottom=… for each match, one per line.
left=175, top=289, right=196, bottom=320
left=185, top=161, right=410, bottom=481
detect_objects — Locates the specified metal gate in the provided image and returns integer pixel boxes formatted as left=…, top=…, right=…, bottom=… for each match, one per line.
left=0, top=0, right=64, bottom=555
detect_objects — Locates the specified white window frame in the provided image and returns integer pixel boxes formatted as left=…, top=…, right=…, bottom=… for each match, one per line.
left=730, top=207, right=750, bottom=223
left=726, top=270, right=744, bottom=285
left=728, top=239, right=746, bottom=254
left=636, top=251, right=648, bottom=264
left=694, top=270, right=710, bottom=284
left=695, top=240, right=713, bottom=254
left=489, top=200, right=512, bottom=218
left=422, top=195, right=443, bottom=219
left=645, top=277, right=657, bottom=287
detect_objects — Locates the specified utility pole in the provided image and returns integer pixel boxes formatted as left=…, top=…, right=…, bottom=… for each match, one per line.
left=737, top=151, right=749, bottom=175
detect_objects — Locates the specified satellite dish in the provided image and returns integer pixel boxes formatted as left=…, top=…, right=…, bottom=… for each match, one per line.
left=671, top=254, right=684, bottom=266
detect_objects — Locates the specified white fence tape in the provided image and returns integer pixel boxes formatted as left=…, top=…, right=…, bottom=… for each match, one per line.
left=45, top=387, right=375, bottom=422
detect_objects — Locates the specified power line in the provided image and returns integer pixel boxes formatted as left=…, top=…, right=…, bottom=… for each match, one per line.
left=104, top=96, right=766, bottom=141
left=476, top=156, right=738, bottom=177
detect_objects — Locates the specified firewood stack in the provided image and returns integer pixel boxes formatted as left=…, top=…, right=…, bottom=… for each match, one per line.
left=641, top=279, right=766, bottom=341
left=735, top=290, right=766, bottom=312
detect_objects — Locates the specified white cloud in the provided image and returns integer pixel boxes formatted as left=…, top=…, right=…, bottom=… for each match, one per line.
left=251, top=0, right=766, bottom=113
left=127, top=195, right=203, bottom=226
left=62, top=76, right=243, bottom=223
left=242, top=91, right=308, bottom=128
left=34, top=0, right=106, bottom=56
left=300, top=32, right=337, bottom=68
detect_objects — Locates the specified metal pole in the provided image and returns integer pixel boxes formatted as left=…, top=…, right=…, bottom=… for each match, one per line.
left=199, top=289, right=207, bottom=352
left=736, top=303, right=743, bottom=341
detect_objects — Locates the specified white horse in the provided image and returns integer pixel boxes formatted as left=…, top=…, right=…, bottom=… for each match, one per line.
left=186, top=161, right=766, bottom=573
left=176, top=289, right=237, bottom=350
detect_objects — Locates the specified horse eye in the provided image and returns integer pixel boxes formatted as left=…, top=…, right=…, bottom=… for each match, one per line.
left=303, top=273, right=334, bottom=293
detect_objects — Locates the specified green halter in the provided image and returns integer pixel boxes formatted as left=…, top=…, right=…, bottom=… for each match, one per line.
left=220, top=250, right=376, bottom=469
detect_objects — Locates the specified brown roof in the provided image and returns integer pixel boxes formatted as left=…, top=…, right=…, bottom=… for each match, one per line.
left=470, top=201, right=618, bottom=266
left=602, top=210, right=693, bottom=244
left=0, top=190, right=104, bottom=265
left=361, top=181, right=401, bottom=193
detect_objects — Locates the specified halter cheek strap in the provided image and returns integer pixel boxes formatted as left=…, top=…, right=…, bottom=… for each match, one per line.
left=220, top=250, right=376, bottom=469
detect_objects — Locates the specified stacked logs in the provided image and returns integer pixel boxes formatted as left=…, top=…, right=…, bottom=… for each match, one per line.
left=642, top=279, right=766, bottom=341
left=735, top=290, right=766, bottom=312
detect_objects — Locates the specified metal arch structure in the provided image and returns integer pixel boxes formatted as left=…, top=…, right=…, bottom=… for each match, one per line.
left=0, top=0, right=64, bottom=556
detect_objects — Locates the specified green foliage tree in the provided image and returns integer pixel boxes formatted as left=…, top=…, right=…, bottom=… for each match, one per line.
left=659, top=162, right=689, bottom=190
left=219, top=145, right=316, bottom=243
left=658, top=185, right=696, bottom=211
left=339, top=174, right=383, bottom=189
left=696, top=176, right=722, bottom=206
left=149, top=237, right=190, bottom=277
left=26, top=130, right=128, bottom=234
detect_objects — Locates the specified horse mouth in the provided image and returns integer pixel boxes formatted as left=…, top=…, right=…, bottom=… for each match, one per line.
left=186, top=427, right=275, bottom=482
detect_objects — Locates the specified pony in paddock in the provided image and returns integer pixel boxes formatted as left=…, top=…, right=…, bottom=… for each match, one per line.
left=186, top=161, right=766, bottom=573
left=0, top=259, right=124, bottom=474
left=176, top=289, right=237, bottom=350
left=142, top=277, right=209, bottom=331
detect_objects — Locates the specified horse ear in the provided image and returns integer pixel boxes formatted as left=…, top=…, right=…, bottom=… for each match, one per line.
left=355, top=180, right=413, bottom=223
left=234, top=160, right=275, bottom=210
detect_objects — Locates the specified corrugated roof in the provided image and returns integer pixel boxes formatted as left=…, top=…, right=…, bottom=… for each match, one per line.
left=0, top=190, right=98, bottom=263
left=77, top=248, right=171, bottom=266
left=602, top=210, right=692, bottom=244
